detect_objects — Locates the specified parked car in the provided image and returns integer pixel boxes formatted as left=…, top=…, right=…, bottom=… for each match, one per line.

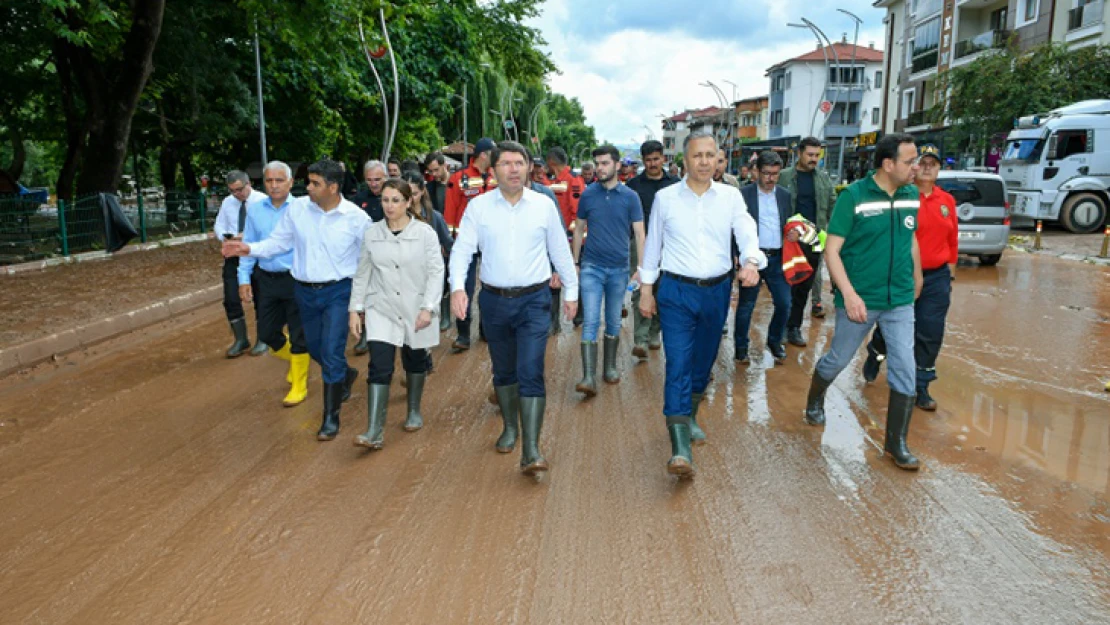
left=935, top=170, right=1010, bottom=266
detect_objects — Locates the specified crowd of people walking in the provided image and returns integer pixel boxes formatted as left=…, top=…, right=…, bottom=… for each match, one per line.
left=217, top=131, right=956, bottom=480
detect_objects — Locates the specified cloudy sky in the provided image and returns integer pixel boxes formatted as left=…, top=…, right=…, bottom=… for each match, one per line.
left=528, top=0, right=889, bottom=145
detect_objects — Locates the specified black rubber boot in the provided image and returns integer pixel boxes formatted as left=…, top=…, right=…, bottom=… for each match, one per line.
left=404, top=373, right=426, bottom=431
left=493, top=384, right=521, bottom=453
left=353, top=323, right=369, bottom=355
left=317, top=382, right=344, bottom=441
left=862, top=347, right=883, bottom=383
left=226, top=318, right=251, bottom=358
left=884, top=390, right=921, bottom=470
left=341, top=367, right=358, bottom=403
left=690, top=393, right=707, bottom=445
left=666, top=417, right=695, bottom=479
left=915, top=385, right=937, bottom=411
left=804, top=372, right=833, bottom=426
left=519, top=396, right=549, bottom=475
left=354, top=383, right=390, bottom=449
left=439, top=297, right=451, bottom=332
left=786, top=327, right=806, bottom=347
left=575, top=342, right=598, bottom=397
left=602, top=335, right=620, bottom=383
left=249, top=339, right=269, bottom=357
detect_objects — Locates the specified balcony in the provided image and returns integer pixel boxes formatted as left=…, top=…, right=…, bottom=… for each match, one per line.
left=824, top=121, right=861, bottom=137
left=826, top=86, right=864, bottom=103
left=911, top=49, right=939, bottom=74
left=954, top=29, right=1009, bottom=59
left=1069, top=0, right=1103, bottom=31
left=906, top=108, right=935, bottom=127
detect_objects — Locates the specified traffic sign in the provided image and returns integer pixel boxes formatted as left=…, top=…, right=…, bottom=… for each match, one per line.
left=819, top=100, right=833, bottom=114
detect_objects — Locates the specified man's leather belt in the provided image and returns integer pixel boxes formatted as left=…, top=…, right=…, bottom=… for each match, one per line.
left=662, top=271, right=730, bottom=287
left=760, top=248, right=782, bottom=256
left=295, top=279, right=343, bottom=289
left=481, top=280, right=547, bottom=298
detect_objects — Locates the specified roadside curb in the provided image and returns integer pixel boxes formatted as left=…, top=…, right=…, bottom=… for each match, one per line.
left=2, top=233, right=214, bottom=276
left=1006, top=244, right=1110, bottom=266
left=0, top=284, right=222, bottom=377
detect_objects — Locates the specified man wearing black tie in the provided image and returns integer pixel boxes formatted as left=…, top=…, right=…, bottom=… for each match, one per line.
left=734, top=151, right=795, bottom=366
left=213, top=170, right=266, bottom=358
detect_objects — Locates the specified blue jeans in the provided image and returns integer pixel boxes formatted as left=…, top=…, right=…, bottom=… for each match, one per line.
left=480, top=287, right=552, bottom=397
left=656, top=275, right=731, bottom=418
left=733, top=256, right=792, bottom=352
left=867, top=265, right=953, bottom=389
left=294, top=279, right=353, bottom=384
left=580, top=263, right=628, bottom=342
left=815, top=304, right=915, bottom=395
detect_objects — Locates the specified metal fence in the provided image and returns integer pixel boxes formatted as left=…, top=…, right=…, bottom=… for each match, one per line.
left=0, top=189, right=228, bottom=266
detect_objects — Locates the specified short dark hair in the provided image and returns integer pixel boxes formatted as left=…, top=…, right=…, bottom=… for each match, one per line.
left=307, top=159, right=344, bottom=187
left=491, top=141, right=531, bottom=167
left=580, top=162, right=595, bottom=171
left=387, top=157, right=401, bottom=168
left=756, top=151, right=784, bottom=170
left=592, top=145, right=621, bottom=163
left=798, top=136, right=822, bottom=152
left=640, top=140, right=664, bottom=158
left=400, top=159, right=421, bottom=176
left=423, top=152, right=445, bottom=167
left=546, top=147, right=568, bottom=165
left=226, top=170, right=250, bottom=186
left=875, top=133, right=916, bottom=168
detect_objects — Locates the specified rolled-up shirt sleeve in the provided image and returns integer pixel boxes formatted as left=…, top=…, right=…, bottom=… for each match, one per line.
left=546, top=200, right=578, bottom=301
left=448, top=205, right=479, bottom=293
left=249, top=206, right=295, bottom=259
left=732, top=194, right=767, bottom=270
left=638, top=195, right=665, bottom=284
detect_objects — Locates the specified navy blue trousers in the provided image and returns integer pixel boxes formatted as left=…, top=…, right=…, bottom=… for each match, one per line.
left=733, top=254, right=792, bottom=352
left=480, top=287, right=551, bottom=397
left=294, top=279, right=352, bottom=384
left=657, top=276, right=731, bottom=418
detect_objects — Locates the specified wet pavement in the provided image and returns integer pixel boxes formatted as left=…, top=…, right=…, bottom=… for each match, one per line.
left=0, top=252, right=1108, bottom=624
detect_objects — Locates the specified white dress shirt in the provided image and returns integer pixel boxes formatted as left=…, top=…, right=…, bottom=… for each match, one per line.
left=639, top=179, right=767, bottom=284
left=213, top=190, right=266, bottom=238
left=249, top=196, right=370, bottom=283
left=449, top=187, right=579, bottom=301
left=757, top=187, right=783, bottom=249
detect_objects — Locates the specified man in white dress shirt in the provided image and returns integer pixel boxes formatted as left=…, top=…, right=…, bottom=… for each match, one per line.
left=449, top=141, right=579, bottom=476
left=638, top=132, right=765, bottom=478
left=213, top=170, right=267, bottom=358
left=223, top=159, right=370, bottom=441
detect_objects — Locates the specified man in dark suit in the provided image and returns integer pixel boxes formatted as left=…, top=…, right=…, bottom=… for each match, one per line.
left=734, top=151, right=795, bottom=365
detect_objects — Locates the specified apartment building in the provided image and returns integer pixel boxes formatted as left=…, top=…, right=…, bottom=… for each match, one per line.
left=876, top=0, right=1108, bottom=154
left=660, top=106, right=726, bottom=160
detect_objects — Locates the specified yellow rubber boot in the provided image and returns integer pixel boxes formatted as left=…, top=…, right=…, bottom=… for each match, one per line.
left=271, top=342, right=292, bottom=383
left=283, top=353, right=310, bottom=407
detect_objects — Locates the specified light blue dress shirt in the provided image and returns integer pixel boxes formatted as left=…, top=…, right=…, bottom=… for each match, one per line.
left=248, top=197, right=370, bottom=283
left=238, top=195, right=295, bottom=285
left=757, top=187, right=783, bottom=249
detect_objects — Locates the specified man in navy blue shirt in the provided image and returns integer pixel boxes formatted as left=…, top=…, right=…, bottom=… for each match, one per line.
left=571, top=145, right=645, bottom=395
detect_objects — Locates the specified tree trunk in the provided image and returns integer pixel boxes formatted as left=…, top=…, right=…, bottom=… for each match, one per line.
left=159, top=144, right=178, bottom=189
left=7, top=130, right=26, bottom=182
left=180, top=148, right=199, bottom=192
left=72, top=0, right=166, bottom=197
left=53, top=41, right=88, bottom=202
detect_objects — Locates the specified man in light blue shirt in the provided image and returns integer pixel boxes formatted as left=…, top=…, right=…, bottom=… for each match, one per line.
left=735, top=151, right=795, bottom=366
left=224, top=159, right=370, bottom=442
left=237, top=161, right=309, bottom=408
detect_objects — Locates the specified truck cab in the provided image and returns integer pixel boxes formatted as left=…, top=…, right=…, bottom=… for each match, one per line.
left=999, top=99, right=1110, bottom=233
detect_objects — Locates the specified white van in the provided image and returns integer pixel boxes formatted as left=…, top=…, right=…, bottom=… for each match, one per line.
left=1000, top=100, right=1110, bottom=233
left=936, top=171, right=1009, bottom=266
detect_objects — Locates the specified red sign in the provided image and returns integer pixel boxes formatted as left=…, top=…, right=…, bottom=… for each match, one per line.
left=369, top=45, right=387, bottom=59
left=819, top=100, right=833, bottom=115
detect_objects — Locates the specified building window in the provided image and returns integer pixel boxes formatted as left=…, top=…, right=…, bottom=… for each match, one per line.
left=912, top=17, right=941, bottom=72
left=875, top=70, right=883, bottom=89
left=829, top=66, right=864, bottom=85
left=989, top=7, right=1008, bottom=31
left=906, top=38, right=915, bottom=69
left=1017, top=0, right=1038, bottom=26
left=785, top=72, right=792, bottom=90
left=872, top=107, right=881, bottom=124
left=784, top=108, right=790, bottom=125
left=902, top=88, right=916, bottom=119
left=916, top=0, right=943, bottom=19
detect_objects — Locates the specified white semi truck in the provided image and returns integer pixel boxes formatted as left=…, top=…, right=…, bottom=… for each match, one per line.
left=1000, top=99, right=1110, bottom=233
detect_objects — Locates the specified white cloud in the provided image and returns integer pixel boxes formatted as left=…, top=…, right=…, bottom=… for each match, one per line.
left=531, top=0, right=887, bottom=146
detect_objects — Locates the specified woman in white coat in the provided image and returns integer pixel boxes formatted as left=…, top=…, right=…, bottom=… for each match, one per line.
left=349, top=179, right=445, bottom=450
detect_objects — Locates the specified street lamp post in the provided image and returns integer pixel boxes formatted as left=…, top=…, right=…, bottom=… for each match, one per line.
left=801, top=17, right=843, bottom=178
left=838, top=8, right=864, bottom=183
left=253, top=20, right=267, bottom=166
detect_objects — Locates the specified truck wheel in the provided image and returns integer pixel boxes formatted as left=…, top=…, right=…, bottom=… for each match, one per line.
left=978, top=254, right=1002, bottom=266
left=1060, top=193, right=1107, bottom=234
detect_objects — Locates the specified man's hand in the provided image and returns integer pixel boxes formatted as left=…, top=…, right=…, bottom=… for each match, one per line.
left=914, top=276, right=923, bottom=300
left=630, top=270, right=640, bottom=286
left=415, top=309, right=432, bottom=332
left=238, top=284, right=253, bottom=303
left=639, top=289, right=657, bottom=318
left=222, top=240, right=250, bottom=258
left=844, top=293, right=868, bottom=323
left=348, top=312, right=363, bottom=338
left=451, top=290, right=469, bottom=320
left=563, top=300, right=577, bottom=322
left=550, top=272, right=563, bottom=289
left=786, top=228, right=801, bottom=243
left=738, top=265, right=760, bottom=287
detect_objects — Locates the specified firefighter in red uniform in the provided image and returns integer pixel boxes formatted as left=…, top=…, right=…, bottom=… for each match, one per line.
left=862, top=144, right=959, bottom=411
left=444, top=137, right=498, bottom=352
left=545, top=146, right=584, bottom=332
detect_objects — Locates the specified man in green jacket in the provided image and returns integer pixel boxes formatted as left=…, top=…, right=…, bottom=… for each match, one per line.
left=803, top=133, right=924, bottom=471
left=777, top=137, right=837, bottom=346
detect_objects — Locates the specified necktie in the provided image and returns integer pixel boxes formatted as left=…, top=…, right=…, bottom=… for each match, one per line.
left=238, top=200, right=247, bottom=234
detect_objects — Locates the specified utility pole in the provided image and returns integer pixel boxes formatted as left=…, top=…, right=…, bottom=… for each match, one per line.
left=838, top=8, right=863, bottom=184
left=253, top=20, right=267, bottom=165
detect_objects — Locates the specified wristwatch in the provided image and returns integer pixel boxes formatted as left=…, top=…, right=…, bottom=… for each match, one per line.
left=421, top=305, right=437, bottom=317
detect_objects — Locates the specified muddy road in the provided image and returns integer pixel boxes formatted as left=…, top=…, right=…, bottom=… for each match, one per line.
left=0, top=253, right=1108, bottom=624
